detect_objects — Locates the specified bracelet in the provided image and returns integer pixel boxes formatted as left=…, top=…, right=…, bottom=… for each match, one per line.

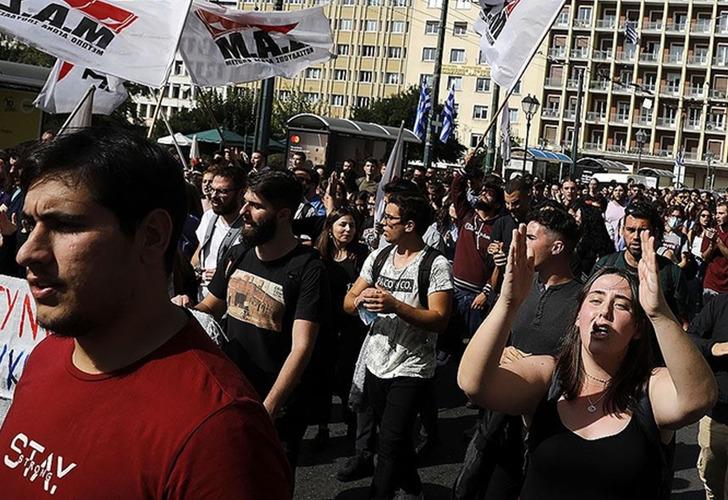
left=482, top=284, right=492, bottom=294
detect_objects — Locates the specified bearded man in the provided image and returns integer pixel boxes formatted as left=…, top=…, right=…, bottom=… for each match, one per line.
left=195, top=170, right=329, bottom=472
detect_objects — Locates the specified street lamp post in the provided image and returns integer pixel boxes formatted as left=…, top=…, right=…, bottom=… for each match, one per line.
left=635, top=129, right=646, bottom=171
left=521, top=94, right=540, bottom=174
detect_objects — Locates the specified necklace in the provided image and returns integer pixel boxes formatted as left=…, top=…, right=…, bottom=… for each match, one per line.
left=585, top=372, right=611, bottom=385
left=586, top=391, right=607, bottom=414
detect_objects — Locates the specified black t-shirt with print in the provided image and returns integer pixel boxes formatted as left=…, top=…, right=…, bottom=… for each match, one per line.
left=208, top=244, right=328, bottom=398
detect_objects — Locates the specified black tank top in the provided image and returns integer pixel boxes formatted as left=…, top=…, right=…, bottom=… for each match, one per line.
left=520, top=397, right=662, bottom=500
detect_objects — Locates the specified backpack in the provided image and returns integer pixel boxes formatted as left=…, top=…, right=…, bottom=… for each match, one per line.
left=370, top=244, right=442, bottom=308
left=545, top=373, right=675, bottom=500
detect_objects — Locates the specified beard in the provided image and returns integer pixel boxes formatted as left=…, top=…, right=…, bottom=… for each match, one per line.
left=211, top=198, right=237, bottom=216
left=474, top=199, right=495, bottom=212
left=242, top=214, right=277, bottom=247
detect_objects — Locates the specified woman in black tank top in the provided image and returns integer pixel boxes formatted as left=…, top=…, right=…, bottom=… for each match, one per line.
left=458, top=225, right=716, bottom=498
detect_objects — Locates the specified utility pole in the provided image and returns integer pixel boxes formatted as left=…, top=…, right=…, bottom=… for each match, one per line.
left=485, top=85, right=500, bottom=173
left=570, top=67, right=584, bottom=177
left=422, top=0, right=449, bottom=170
left=255, top=0, right=284, bottom=154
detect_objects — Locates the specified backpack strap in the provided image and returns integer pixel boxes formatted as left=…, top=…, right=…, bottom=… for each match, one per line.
left=199, top=213, right=220, bottom=266
left=417, top=245, right=442, bottom=308
left=370, top=245, right=395, bottom=286
left=602, top=251, right=620, bottom=268
left=216, top=214, right=244, bottom=268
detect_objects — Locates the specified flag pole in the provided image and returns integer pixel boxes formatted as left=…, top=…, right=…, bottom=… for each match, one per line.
left=194, top=86, right=228, bottom=152
left=159, top=110, right=189, bottom=171
left=56, top=85, right=95, bottom=136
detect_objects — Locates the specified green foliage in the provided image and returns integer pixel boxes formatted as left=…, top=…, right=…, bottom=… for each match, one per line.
left=0, top=37, right=54, bottom=67
left=271, top=90, right=324, bottom=139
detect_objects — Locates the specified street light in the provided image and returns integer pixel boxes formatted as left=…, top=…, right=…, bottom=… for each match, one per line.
left=635, top=129, right=647, bottom=171
left=521, top=94, right=540, bottom=173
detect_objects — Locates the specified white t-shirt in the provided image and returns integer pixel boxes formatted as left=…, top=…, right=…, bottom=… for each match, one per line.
left=195, top=210, right=233, bottom=270
left=360, top=245, right=453, bottom=379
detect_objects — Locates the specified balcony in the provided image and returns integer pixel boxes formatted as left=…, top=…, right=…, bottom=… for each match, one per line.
left=685, top=86, right=706, bottom=98
left=564, top=111, right=576, bottom=120
left=714, top=57, right=728, bottom=68
left=655, top=148, right=675, bottom=157
left=665, top=22, right=687, bottom=33
left=586, top=111, right=607, bottom=123
left=635, top=114, right=654, bottom=125
left=684, top=151, right=700, bottom=161
left=706, top=121, right=728, bottom=132
left=692, top=20, right=713, bottom=34
left=570, top=48, right=590, bottom=59
left=661, top=83, right=681, bottom=96
left=643, top=21, right=663, bottom=32
left=590, top=80, right=610, bottom=91
left=542, top=108, right=560, bottom=118
left=718, top=23, right=728, bottom=35
left=616, top=50, right=636, bottom=62
left=684, top=119, right=702, bottom=131
left=642, top=82, right=657, bottom=93
left=595, top=18, right=616, bottom=29
left=583, top=142, right=602, bottom=151
left=544, top=77, right=563, bottom=88
left=607, top=144, right=628, bottom=153
left=710, top=89, right=728, bottom=100
left=664, top=53, right=685, bottom=65
left=656, top=117, right=677, bottom=128
left=566, top=78, right=580, bottom=89
left=611, top=114, right=630, bottom=125
left=688, top=54, right=710, bottom=66
left=573, top=18, right=591, bottom=28
left=592, top=49, right=613, bottom=61
left=640, top=52, right=659, bottom=63
left=548, top=47, right=567, bottom=58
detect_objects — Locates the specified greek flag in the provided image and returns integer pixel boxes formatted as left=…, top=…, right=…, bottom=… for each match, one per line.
left=439, top=86, right=455, bottom=143
left=624, top=21, right=640, bottom=45
left=414, top=81, right=431, bottom=140
left=673, top=148, right=685, bottom=185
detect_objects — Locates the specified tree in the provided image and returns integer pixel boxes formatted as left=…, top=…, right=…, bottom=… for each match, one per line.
left=352, top=86, right=465, bottom=163
left=271, top=90, right=324, bottom=139
left=0, top=37, right=54, bottom=67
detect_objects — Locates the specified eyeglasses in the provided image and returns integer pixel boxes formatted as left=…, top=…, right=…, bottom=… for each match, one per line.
left=382, top=213, right=403, bottom=225
left=210, top=187, right=239, bottom=197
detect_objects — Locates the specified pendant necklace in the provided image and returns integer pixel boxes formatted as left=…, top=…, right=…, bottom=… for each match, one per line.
left=586, top=391, right=607, bottom=414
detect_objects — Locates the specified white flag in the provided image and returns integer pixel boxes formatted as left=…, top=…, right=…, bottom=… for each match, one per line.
left=35, top=60, right=127, bottom=115
left=374, top=124, right=405, bottom=225
left=179, top=2, right=334, bottom=86
left=57, top=85, right=94, bottom=137
left=475, top=0, right=566, bottom=90
left=500, top=103, right=511, bottom=165
left=0, top=0, right=192, bottom=87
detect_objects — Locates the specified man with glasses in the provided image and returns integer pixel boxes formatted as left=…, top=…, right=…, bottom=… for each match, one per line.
left=192, top=165, right=246, bottom=300
left=344, top=192, right=453, bottom=500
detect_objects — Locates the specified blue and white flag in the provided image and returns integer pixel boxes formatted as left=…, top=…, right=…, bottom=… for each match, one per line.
left=413, top=81, right=431, bottom=140
left=673, top=148, right=685, bottom=185
left=439, top=86, right=455, bottom=142
left=624, top=20, right=640, bottom=45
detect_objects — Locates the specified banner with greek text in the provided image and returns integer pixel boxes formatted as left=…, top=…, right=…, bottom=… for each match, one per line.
left=179, top=2, right=333, bottom=86
left=0, top=275, right=48, bottom=401
left=0, top=0, right=192, bottom=87
left=35, top=60, right=127, bottom=115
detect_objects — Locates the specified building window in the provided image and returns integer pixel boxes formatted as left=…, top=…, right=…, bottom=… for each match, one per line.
left=338, top=19, right=353, bottom=31
left=305, top=67, right=322, bottom=79
left=450, top=48, right=466, bottom=63
left=420, top=74, right=433, bottom=86
left=366, top=0, right=381, bottom=5
left=473, top=105, right=489, bottom=119
left=387, top=47, right=403, bottom=58
left=364, top=20, right=379, bottom=31
left=361, top=45, right=376, bottom=57
left=428, top=0, right=442, bottom=7
left=331, top=95, right=346, bottom=106
left=385, top=72, right=401, bottom=84
left=455, top=0, right=470, bottom=9
left=470, top=134, right=483, bottom=148
left=303, top=92, right=319, bottom=103
left=359, top=71, right=374, bottom=82
left=509, top=108, right=519, bottom=122
left=425, top=21, right=440, bottom=35
left=357, top=96, right=371, bottom=107
left=390, top=0, right=408, bottom=6
left=342, top=0, right=356, bottom=4
left=174, top=60, right=184, bottom=75
left=447, top=76, right=463, bottom=91
left=475, top=77, right=491, bottom=92
left=390, top=20, right=406, bottom=33
left=512, top=80, right=522, bottom=93
left=333, top=69, right=348, bottom=80
left=422, top=47, right=436, bottom=61
left=278, top=90, right=291, bottom=100
left=453, top=22, right=467, bottom=35
left=336, top=44, right=350, bottom=55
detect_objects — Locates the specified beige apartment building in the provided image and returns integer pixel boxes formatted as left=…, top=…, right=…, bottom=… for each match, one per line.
left=540, top=0, right=728, bottom=188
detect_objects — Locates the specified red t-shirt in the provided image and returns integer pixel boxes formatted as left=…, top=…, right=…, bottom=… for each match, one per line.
left=703, top=228, right=728, bottom=293
left=0, top=320, right=292, bottom=499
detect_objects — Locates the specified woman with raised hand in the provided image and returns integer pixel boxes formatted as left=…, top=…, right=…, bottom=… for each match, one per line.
left=458, top=225, right=717, bottom=499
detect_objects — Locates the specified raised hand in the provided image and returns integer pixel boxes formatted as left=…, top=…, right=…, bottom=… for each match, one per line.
left=637, top=230, right=668, bottom=318
left=499, top=224, right=534, bottom=307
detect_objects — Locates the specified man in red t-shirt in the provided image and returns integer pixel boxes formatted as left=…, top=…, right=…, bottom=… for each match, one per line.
left=0, top=128, right=291, bottom=499
left=702, top=201, right=728, bottom=305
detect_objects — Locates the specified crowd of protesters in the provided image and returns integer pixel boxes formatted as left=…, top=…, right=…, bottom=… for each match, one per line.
left=0, top=128, right=727, bottom=499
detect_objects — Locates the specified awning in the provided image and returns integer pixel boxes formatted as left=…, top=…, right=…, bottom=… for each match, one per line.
left=157, top=132, right=193, bottom=147
left=513, top=148, right=572, bottom=163
left=0, top=60, right=49, bottom=91
left=287, top=113, right=421, bottom=143
left=577, top=157, right=631, bottom=172
left=186, top=128, right=247, bottom=146
left=638, top=168, right=675, bottom=178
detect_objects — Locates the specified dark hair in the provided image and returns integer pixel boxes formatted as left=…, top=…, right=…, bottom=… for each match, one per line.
left=717, top=200, right=728, bottom=212
left=293, top=165, right=319, bottom=186
left=314, top=206, right=362, bottom=262
left=213, top=164, right=246, bottom=189
left=504, top=176, right=531, bottom=196
left=364, top=157, right=377, bottom=166
left=252, top=149, right=266, bottom=158
left=527, top=206, right=580, bottom=251
left=668, top=205, right=685, bottom=218
left=383, top=178, right=417, bottom=195
left=624, top=201, right=664, bottom=242
left=561, top=177, right=577, bottom=187
left=388, top=192, right=433, bottom=237
left=573, top=202, right=615, bottom=275
left=292, top=151, right=307, bottom=161
left=247, top=169, right=302, bottom=214
left=555, top=267, right=655, bottom=414
left=19, top=127, right=186, bottom=274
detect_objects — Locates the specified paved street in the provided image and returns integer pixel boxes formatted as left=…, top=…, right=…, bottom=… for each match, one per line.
left=295, top=361, right=705, bottom=500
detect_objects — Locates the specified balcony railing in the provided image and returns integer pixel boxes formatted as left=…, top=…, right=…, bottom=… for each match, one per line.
left=640, top=52, right=659, bottom=63
left=566, top=78, right=580, bottom=89
left=656, top=117, right=677, bottom=127
left=655, top=148, right=675, bottom=157
left=643, top=21, right=663, bottom=31
left=564, top=111, right=576, bottom=120
left=710, top=89, right=728, bottom=99
left=595, top=19, right=616, bottom=29
left=570, top=48, right=590, bottom=59
left=607, top=144, right=628, bottom=153
left=586, top=111, right=607, bottom=122
left=590, top=80, right=610, bottom=90
left=688, top=55, right=709, bottom=66
left=635, top=114, right=654, bottom=125
left=548, top=47, right=566, bottom=58
left=544, top=77, right=563, bottom=87
left=664, top=54, right=685, bottom=64
left=583, top=142, right=602, bottom=151
left=661, top=83, right=681, bottom=96
left=573, top=18, right=591, bottom=28
left=692, top=20, right=712, bottom=33
left=707, top=121, right=727, bottom=132
left=665, top=22, right=687, bottom=33
left=542, top=108, right=560, bottom=118
left=611, top=114, right=630, bottom=124
left=592, top=49, right=613, bottom=61
left=643, top=83, right=657, bottom=93
left=616, top=51, right=636, bottom=62
left=686, top=86, right=706, bottom=98
left=714, top=57, right=728, bottom=67
left=684, top=120, right=702, bottom=131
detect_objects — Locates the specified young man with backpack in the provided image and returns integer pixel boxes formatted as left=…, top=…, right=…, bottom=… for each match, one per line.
left=344, top=192, right=453, bottom=500
left=195, top=170, right=329, bottom=471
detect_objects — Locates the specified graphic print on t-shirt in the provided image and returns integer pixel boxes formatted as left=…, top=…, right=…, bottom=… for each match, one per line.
left=227, top=270, right=285, bottom=332
left=376, top=276, right=414, bottom=293
left=3, top=431, right=77, bottom=495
